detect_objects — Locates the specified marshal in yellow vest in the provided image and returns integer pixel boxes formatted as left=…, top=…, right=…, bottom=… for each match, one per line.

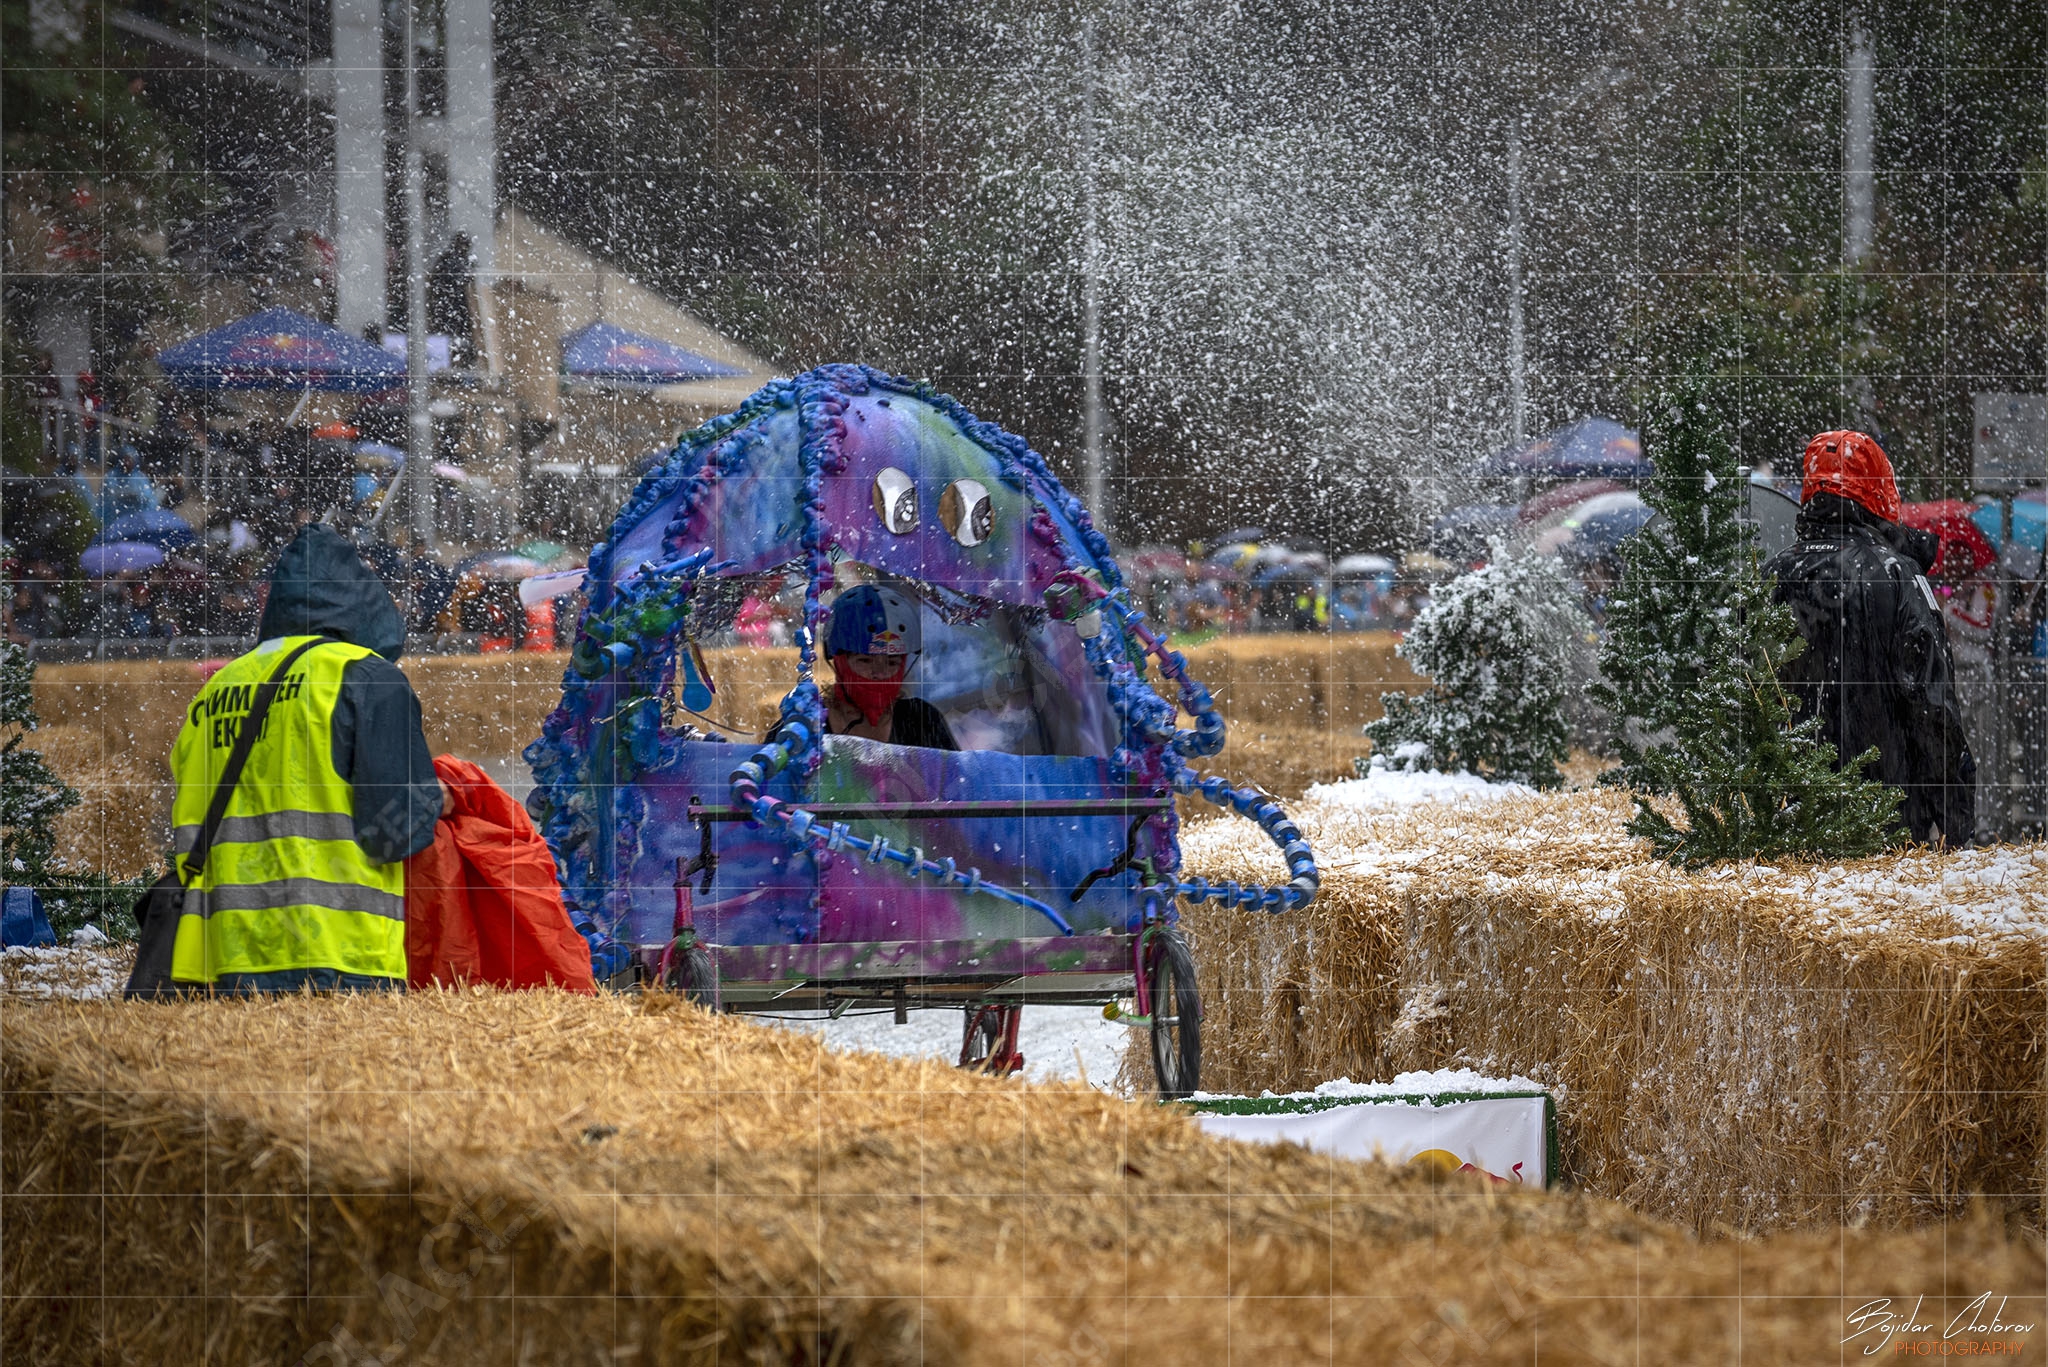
left=168, top=636, right=407, bottom=983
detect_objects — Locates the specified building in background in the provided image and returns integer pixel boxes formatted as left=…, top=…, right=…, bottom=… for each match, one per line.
left=70, top=0, right=774, bottom=544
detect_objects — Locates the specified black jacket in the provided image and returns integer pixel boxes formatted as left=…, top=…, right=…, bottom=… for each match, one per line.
left=254, top=526, right=441, bottom=863
left=824, top=693, right=960, bottom=750
left=1763, top=494, right=1976, bottom=846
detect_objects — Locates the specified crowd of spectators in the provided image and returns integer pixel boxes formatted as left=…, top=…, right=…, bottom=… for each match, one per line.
left=2, top=402, right=455, bottom=650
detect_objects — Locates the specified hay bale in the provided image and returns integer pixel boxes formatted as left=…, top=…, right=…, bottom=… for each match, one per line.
left=37, top=723, right=172, bottom=878
left=33, top=659, right=208, bottom=779
left=4, top=991, right=2042, bottom=1364
left=1178, top=787, right=2048, bottom=1233
left=31, top=635, right=1411, bottom=754
left=1175, top=632, right=1417, bottom=732
left=29, top=638, right=1407, bottom=878
left=0, top=943, right=133, bottom=998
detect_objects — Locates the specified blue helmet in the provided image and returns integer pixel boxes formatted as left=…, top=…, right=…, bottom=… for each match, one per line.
left=825, top=583, right=920, bottom=657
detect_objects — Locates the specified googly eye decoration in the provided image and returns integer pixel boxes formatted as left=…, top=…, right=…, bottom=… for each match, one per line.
left=939, top=478, right=994, bottom=547
left=872, top=466, right=918, bottom=534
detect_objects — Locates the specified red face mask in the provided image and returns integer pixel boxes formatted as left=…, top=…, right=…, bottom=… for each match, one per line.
left=833, top=655, right=907, bottom=726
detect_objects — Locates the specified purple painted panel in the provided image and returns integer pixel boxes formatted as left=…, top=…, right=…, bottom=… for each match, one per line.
left=618, top=735, right=1168, bottom=981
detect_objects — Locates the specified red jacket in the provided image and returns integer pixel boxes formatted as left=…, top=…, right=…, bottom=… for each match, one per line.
left=406, top=755, right=595, bottom=993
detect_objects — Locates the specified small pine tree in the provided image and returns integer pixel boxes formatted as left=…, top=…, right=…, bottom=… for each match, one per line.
left=1592, top=382, right=1902, bottom=865
left=0, top=642, right=79, bottom=886
left=1363, top=546, right=1588, bottom=788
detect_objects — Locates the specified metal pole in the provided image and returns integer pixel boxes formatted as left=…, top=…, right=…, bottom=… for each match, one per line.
left=1079, top=18, right=1108, bottom=534
left=402, top=0, right=435, bottom=548
left=1507, top=118, right=1526, bottom=445
left=1844, top=27, right=1877, bottom=426
left=1843, top=29, right=1875, bottom=268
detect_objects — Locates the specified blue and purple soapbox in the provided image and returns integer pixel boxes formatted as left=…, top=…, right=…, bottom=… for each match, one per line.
left=525, top=365, right=1317, bottom=1095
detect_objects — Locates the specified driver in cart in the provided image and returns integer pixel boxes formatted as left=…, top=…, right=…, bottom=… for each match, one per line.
left=822, top=583, right=959, bottom=751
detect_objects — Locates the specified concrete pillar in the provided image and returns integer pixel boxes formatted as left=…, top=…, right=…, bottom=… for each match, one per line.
left=1843, top=28, right=1875, bottom=268
left=331, top=0, right=386, bottom=335
left=444, top=0, right=496, bottom=278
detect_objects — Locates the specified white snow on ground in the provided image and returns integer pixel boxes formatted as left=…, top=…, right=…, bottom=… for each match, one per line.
left=1305, top=765, right=1533, bottom=809
left=1193, top=1067, right=1554, bottom=1105
left=765, top=1004, right=1134, bottom=1091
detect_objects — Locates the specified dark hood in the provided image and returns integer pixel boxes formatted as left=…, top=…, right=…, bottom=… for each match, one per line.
left=1796, top=492, right=1940, bottom=575
left=256, top=525, right=407, bottom=660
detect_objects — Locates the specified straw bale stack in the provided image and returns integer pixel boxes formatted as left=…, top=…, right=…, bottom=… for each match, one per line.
left=31, top=636, right=1400, bottom=876
left=32, top=658, right=201, bottom=788
left=31, top=634, right=1412, bottom=757
left=1165, top=632, right=1416, bottom=732
left=1177, top=786, right=2048, bottom=1234
left=35, top=723, right=174, bottom=879
left=32, top=653, right=593, bottom=770
left=6, top=991, right=2044, bottom=1364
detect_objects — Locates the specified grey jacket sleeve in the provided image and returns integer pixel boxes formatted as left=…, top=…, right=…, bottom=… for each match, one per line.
left=331, top=655, right=442, bottom=864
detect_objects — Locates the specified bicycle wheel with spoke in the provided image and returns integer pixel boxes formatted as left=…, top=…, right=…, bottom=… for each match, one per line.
left=1147, top=928, right=1201, bottom=1099
left=960, top=1005, right=1003, bottom=1070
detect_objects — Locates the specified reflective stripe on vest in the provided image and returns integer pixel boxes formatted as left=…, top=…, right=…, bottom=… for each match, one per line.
left=167, top=636, right=407, bottom=982
left=191, top=878, right=404, bottom=919
left=173, top=810, right=359, bottom=851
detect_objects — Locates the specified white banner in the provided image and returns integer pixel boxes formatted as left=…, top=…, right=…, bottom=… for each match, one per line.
left=1191, top=1095, right=1549, bottom=1187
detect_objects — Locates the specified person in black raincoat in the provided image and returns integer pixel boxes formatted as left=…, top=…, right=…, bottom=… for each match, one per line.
left=1762, top=430, right=1976, bottom=847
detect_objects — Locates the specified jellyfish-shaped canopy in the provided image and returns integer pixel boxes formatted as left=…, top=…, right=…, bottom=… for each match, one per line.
left=529, top=367, right=1314, bottom=976
left=536, top=365, right=1180, bottom=959
left=589, top=364, right=1110, bottom=616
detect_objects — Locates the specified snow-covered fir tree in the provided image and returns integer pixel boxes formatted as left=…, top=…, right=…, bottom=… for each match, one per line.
left=1593, top=383, right=1901, bottom=865
left=1364, top=545, right=1588, bottom=788
left=0, top=642, right=78, bottom=886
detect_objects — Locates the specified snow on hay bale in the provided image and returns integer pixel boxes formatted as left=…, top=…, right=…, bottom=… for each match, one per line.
left=5, top=991, right=2043, bottom=1364
left=1178, top=784, right=2048, bottom=1235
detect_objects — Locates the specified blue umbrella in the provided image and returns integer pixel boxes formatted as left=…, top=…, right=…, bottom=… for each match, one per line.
left=157, top=307, right=405, bottom=392
left=1563, top=505, right=1655, bottom=563
left=562, top=321, right=746, bottom=384
left=1470, top=417, right=1649, bottom=482
left=79, top=541, right=166, bottom=577
left=97, top=509, right=195, bottom=548
left=1971, top=496, right=2046, bottom=553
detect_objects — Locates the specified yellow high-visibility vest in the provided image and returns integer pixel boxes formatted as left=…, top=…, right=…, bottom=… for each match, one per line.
left=168, top=636, right=407, bottom=982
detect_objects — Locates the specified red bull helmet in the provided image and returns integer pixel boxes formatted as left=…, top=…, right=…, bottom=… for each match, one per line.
left=825, top=583, right=921, bottom=657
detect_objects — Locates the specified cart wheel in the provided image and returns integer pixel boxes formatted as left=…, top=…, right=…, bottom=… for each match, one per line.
left=959, top=1004, right=1024, bottom=1075
left=1147, top=929, right=1201, bottom=1098
left=960, top=1006, right=1000, bottom=1068
left=663, top=942, right=719, bottom=1007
